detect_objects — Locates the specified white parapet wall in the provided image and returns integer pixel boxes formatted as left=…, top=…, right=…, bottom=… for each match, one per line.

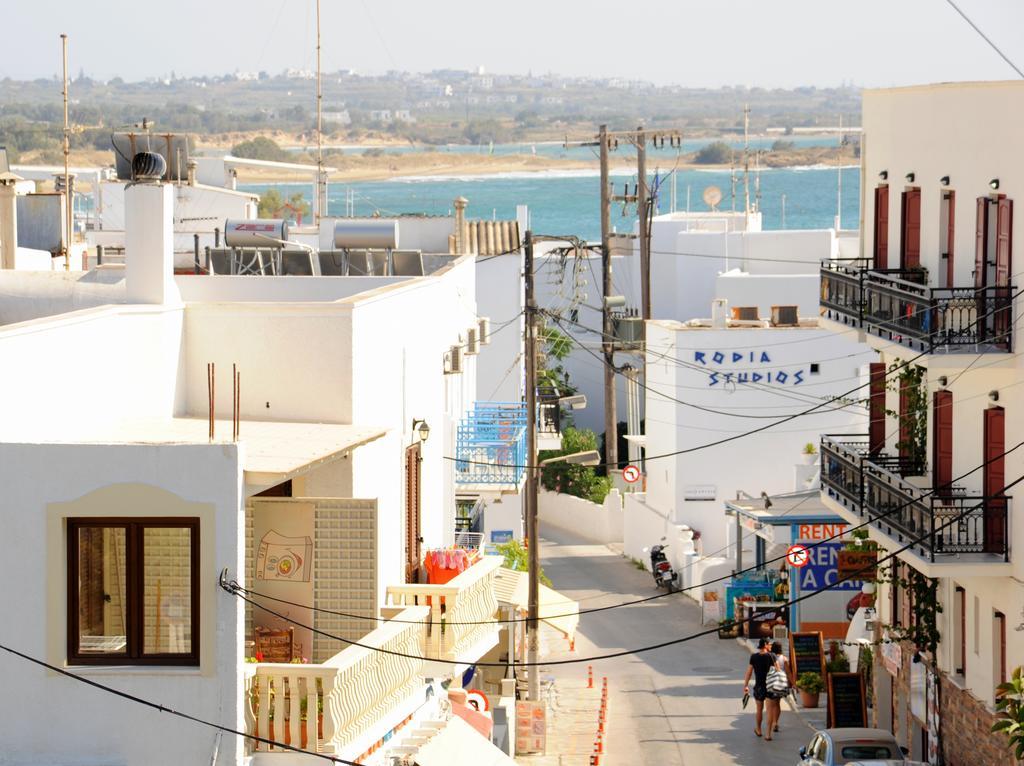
left=538, top=488, right=623, bottom=545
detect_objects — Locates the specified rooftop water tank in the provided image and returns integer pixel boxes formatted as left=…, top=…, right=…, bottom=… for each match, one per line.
left=334, top=220, right=399, bottom=250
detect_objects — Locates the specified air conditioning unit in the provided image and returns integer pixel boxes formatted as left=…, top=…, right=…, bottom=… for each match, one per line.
left=732, top=306, right=759, bottom=321
left=478, top=317, right=491, bottom=345
left=466, top=328, right=479, bottom=355
left=771, top=305, right=799, bottom=327
left=446, top=345, right=463, bottom=374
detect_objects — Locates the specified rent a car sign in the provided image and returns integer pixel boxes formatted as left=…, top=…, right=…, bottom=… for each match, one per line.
left=791, top=524, right=862, bottom=592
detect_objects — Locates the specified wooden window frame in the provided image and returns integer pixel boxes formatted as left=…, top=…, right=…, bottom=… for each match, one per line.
left=67, top=518, right=200, bottom=666
left=995, top=611, right=1007, bottom=685
left=954, top=585, right=966, bottom=675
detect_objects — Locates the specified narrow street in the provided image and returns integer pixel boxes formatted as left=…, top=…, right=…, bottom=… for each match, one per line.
left=531, top=527, right=815, bottom=766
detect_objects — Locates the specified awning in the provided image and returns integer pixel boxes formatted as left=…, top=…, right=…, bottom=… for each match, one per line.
left=414, top=715, right=516, bottom=766
left=492, top=567, right=579, bottom=640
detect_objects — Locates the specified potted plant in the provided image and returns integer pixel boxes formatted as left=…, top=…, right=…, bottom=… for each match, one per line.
left=802, top=442, right=818, bottom=465
left=797, top=671, right=824, bottom=708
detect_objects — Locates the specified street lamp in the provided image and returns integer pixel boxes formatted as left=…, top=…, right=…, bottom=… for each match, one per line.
left=411, top=419, right=430, bottom=443
left=558, top=394, right=588, bottom=411
left=540, top=450, right=600, bottom=467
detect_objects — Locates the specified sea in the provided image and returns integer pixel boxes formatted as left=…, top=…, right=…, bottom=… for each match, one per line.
left=243, top=137, right=861, bottom=240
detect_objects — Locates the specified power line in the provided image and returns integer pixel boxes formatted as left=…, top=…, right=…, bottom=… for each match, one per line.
left=225, top=466, right=1024, bottom=666
left=944, top=0, right=1024, bottom=78
left=233, top=434, right=1024, bottom=627
left=0, top=641, right=358, bottom=765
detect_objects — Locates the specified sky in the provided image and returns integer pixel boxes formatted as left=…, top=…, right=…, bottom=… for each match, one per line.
left=4, top=0, right=1024, bottom=88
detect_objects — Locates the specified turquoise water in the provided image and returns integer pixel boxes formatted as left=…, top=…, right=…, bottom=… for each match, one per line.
left=242, top=165, right=860, bottom=241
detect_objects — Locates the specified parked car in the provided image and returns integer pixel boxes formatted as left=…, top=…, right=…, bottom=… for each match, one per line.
left=797, top=728, right=909, bottom=765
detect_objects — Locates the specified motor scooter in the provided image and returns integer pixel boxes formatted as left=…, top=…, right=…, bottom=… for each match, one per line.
left=642, top=537, right=678, bottom=591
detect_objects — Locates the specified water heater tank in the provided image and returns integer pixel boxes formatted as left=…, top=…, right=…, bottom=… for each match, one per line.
left=223, top=219, right=290, bottom=248
left=334, top=220, right=399, bottom=250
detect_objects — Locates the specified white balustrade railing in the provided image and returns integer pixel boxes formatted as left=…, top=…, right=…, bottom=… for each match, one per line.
left=243, top=605, right=428, bottom=756
left=384, top=555, right=502, bottom=664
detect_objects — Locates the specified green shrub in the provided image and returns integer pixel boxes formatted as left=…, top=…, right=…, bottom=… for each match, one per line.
left=539, top=427, right=612, bottom=504
left=693, top=141, right=733, bottom=164
left=797, top=671, right=824, bottom=694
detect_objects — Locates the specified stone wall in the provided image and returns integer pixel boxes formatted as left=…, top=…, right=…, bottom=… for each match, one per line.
left=941, top=678, right=1015, bottom=766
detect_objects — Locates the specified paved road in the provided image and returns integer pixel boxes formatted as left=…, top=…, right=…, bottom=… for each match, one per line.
left=533, top=527, right=815, bottom=766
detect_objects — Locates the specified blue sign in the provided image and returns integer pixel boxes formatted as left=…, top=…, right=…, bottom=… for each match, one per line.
left=490, top=530, right=514, bottom=544
left=694, top=349, right=807, bottom=387
left=792, top=535, right=862, bottom=592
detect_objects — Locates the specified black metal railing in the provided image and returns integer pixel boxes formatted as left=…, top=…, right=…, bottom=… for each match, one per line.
left=819, top=260, right=1013, bottom=353
left=537, top=386, right=561, bottom=435
left=821, top=435, right=1010, bottom=561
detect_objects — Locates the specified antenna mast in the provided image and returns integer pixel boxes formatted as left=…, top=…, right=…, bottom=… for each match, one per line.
left=315, top=0, right=325, bottom=222
left=743, top=104, right=750, bottom=228
left=61, top=33, right=71, bottom=271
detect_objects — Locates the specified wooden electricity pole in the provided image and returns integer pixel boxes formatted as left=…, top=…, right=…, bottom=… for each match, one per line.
left=61, top=33, right=71, bottom=272
left=598, top=125, right=617, bottom=470
left=523, top=230, right=540, bottom=701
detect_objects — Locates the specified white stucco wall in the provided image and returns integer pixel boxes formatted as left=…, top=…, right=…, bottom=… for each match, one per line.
left=474, top=252, right=524, bottom=403
left=642, top=321, right=873, bottom=555
left=538, top=488, right=623, bottom=545
left=0, top=442, right=245, bottom=766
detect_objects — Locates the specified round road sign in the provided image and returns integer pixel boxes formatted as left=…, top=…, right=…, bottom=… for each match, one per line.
left=786, top=544, right=810, bottom=568
left=465, top=689, right=490, bottom=712
left=622, top=464, right=641, bottom=483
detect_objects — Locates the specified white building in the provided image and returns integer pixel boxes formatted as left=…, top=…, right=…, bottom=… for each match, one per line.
left=624, top=310, right=874, bottom=597
left=0, top=179, right=534, bottom=765
left=819, top=80, right=1024, bottom=764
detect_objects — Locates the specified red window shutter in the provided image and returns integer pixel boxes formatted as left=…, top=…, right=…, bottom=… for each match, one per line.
left=945, top=191, right=956, bottom=288
left=983, top=406, right=1006, bottom=554
left=405, top=443, right=422, bottom=582
left=975, top=197, right=988, bottom=288
left=901, top=188, right=922, bottom=270
left=869, top=362, right=886, bottom=454
left=874, top=185, right=889, bottom=269
left=932, top=390, right=953, bottom=495
left=996, top=197, right=1013, bottom=287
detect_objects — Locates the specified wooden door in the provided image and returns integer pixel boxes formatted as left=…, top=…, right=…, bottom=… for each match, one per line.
left=994, top=198, right=1013, bottom=342
left=932, top=390, right=953, bottom=496
left=900, top=188, right=922, bottom=271
left=983, top=407, right=1006, bottom=554
left=874, top=185, right=889, bottom=269
left=404, top=443, right=422, bottom=583
left=975, top=197, right=988, bottom=288
left=869, top=362, right=886, bottom=455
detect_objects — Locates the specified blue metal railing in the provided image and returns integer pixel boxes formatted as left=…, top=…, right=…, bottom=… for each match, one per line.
left=455, top=402, right=527, bottom=486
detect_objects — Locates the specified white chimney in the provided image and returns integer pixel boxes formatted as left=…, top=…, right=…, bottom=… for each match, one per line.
left=711, top=298, right=728, bottom=329
left=125, top=182, right=180, bottom=305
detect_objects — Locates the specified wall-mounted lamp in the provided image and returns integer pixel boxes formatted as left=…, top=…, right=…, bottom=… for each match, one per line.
left=989, top=390, right=1000, bottom=403
left=990, top=178, right=1000, bottom=190
left=937, top=376, right=948, bottom=388
left=879, top=170, right=888, bottom=181
left=905, top=172, right=915, bottom=184
left=411, top=419, right=431, bottom=443
left=940, top=175, right=950, bottom=186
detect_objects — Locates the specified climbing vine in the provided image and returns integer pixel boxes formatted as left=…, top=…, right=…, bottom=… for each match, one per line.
left=885, top=361, right=928, bottom=470
left=876, top=561, right=942, bottom=655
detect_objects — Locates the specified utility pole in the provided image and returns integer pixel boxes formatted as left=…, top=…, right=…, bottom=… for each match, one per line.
left=61, top=33, right=71, bottom=272
left=314, top=0, right=326, bottom=221
left=637, top=126, right=650, bottom=321
left=598, top=125, right=617, bottom=471
left=743, top=104, right=751, bottom=230
left=523, top=230, right=540, bottom=702
left=836, top=113, right=843, bottom=231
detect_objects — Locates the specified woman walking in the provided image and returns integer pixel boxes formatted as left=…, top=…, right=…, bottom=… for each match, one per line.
left=765, top=640, right=796, bottom=736
left=742, top=638, right=774, bottom=738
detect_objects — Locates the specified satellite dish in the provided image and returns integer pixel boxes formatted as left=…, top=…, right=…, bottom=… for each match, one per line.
left=703, top=185, right=723, bottom=210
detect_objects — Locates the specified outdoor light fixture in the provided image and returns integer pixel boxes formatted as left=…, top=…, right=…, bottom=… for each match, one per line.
left=938, top=376, right=948, bottom=388
left=540, top=450, right=600, bottom=467
left=905, top=172, right=915, bottom=183
left=990, top=178, right=1000, bottom=190
left=940, top=175, right=950, bottom=186
left=879, top=170, right=888, bottom=180
left=558, top=394, right=588, bottom=410
left=989, top=390, right=1000, bottom=402
left=412, top=419, right=431, bottom=442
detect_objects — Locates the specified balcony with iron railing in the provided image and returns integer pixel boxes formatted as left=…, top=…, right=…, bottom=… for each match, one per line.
left=820, top=435, right=1009, bottom=565
left=820, top=259, right=1013, bottom=353
left=455, top=402, right=527, bottom=491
